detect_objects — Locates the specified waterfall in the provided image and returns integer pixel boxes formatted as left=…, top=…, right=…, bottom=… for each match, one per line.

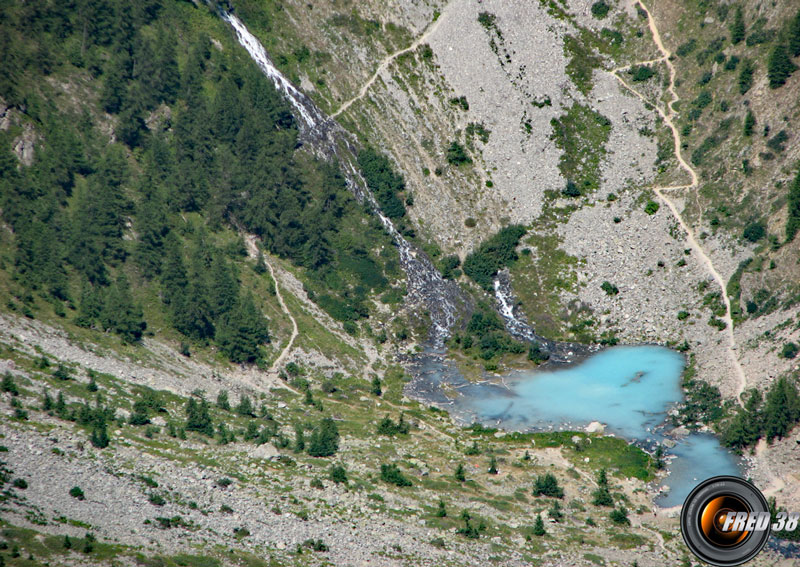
left=493, top=271, right=548, bottom=346
left=221, top=11, right=468, bottom=344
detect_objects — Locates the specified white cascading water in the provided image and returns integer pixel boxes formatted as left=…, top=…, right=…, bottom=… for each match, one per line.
left=221, top=10, right=464, bottom=343
left=493, top=273, right=542, bottom=344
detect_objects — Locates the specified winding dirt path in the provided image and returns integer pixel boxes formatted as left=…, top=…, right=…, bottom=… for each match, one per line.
left=610, top=1, right=747, bottom=403
left=264, top=257, right=299, bottom=373
left=331, top=8, right=448, bottom=119
left=241, top=235, right=299, bottom=375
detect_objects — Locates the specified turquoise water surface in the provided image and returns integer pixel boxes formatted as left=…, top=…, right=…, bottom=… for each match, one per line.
left=452, top=345, right=741, bottom=507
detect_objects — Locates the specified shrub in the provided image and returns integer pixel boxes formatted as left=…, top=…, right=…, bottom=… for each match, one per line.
left=329, top=464, right=347, bottom=483
left=742, top=222, right=765, bottom=242
left=376, top=414, right=409, bottom=436
left=533, top=473, right=564, bottom=498
left=69, top=486, right=85, bottom=500
left=590, top=1, right=610, bottom=19
left=380, top=463, right=412, bottom=487
left=610, top=506, right=630, bottom=525
left=149, top=493, right=166, bottom=506
left=462, top=225, right=526, bottom=290
left=12, top=478, right=27, bottom=489
left=562, top=180, right=581, bottom=197
left=677, top=310, right=690, bottom=321
left=446, top=141, right=471, bottom=165
left=601, top=281, right=619, bottom=296
left=464, top=217, right=477, bottom=228
left=781, top=342, right=798, bottom=359
left=1, top=373, right=19, bottom=395
left=629, top=65, right=655, bottom=82
left=644, top=201, right=659, bottom=215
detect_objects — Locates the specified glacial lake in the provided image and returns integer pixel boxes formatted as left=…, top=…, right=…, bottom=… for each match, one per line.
left=414, top=345, right=741, bottom=507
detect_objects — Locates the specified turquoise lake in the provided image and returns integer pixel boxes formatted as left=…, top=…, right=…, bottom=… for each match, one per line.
left=451, top=345, right=741, bottom=507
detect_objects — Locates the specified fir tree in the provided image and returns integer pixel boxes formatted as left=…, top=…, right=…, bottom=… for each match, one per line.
left=236, top=394, right=254, bottom=417
left=767, top=44, right=796, bottom=89
left=789, top=10, right=800, bottom=57
left=533, top=473, right=564, bottom=498
left=90, top=421, right=110, bottom=448
left=134, top=189, right=170, bottom=279
left=307, top=417, right=339, bottom=457
left=763, top=377, right=800, bottom=441
left=488, top=455, right=498, bottom=475
left=436, top=500, right=447, bottom=517
left=216, top=293, right=269, bottom=363
left=730, top=6, right=745, bottom=45
left=743, top=110, right=755, bottom=137
left=549, top=500, right=564, bottom=522
left=208, top=254, right=239, bottom=318
left=100, top=273, right=146, bottom=343
left=786, top=168, right=800, bottom=242
left=533, top=514, right=546, bottom=536
left=610, top=506, right=631, bottom=525
left=216, top=390, right=230, bottom=411
left=185, top=397, right=214, bottom=436
left=455, top=463, right=466, bottom=482
left=294, top=423, right=305, bottom=452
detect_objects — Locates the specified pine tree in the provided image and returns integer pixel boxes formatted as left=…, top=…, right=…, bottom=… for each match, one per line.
left=767, top=44, right=796, bottom=89
left=592, top=469, right=614, bottom=506
left=185, top=398, right=214, bottom=436
left=730, top=6, right=745, bottom=45
left=160, top=235, right=188, bottom=306
left=763, top=377, right=800, bottom=441
left=134, top=189, right=170, bottom=278
left=786, top=168, right=800, bottom=242
left=216, top=390, right=230, bottom=411
left=213, top=76, right=242, bottom=144
left=610, top=506, right=630, bottom=525
left=789, top=10, right=800, bottom=57
left=100, top=273, right=146, bottom=343
left=216, top=293, right=269, bottom=363
left=533, top=514, right=546, bottom=536
left=307, top=418, right=339, bottom=457
left=236, top=394, right=254, bottom=417
left=743, top=110, right=755, bottom=137
left=533, top=473, right=564, bottom=498
left=90, top=421, right=110, bottom=448
left=294, top=423, right=305, bottom=452
left=208, top=254, right=239, bottom=318
left=549, top=500, right=564, bottom=522
left=371, top=376, right=382, bottom=396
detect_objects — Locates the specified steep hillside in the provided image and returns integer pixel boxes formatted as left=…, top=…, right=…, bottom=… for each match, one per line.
left=1, top=0, right=800, bottom=566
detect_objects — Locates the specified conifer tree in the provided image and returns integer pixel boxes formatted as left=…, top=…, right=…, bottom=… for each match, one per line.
left=730, top=6, right=745, bottom=44
left=767, top=44, right=796, bottom=89
left=185, top=397, right=214, bottom=436
left=236, top=394, right=254, bottom=417
left=216, top=293, right=269, bottom=363
left=789, top=10, right=800, bottom=57
left=100, top=273, right=146, bottom=343
left=307, top=417, right=339, bottom=457
left=216, top=390, right=230, bottom=411
left=786, top=168, right=800, bottom=242
left=533, top=514, right=546, bottom=536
